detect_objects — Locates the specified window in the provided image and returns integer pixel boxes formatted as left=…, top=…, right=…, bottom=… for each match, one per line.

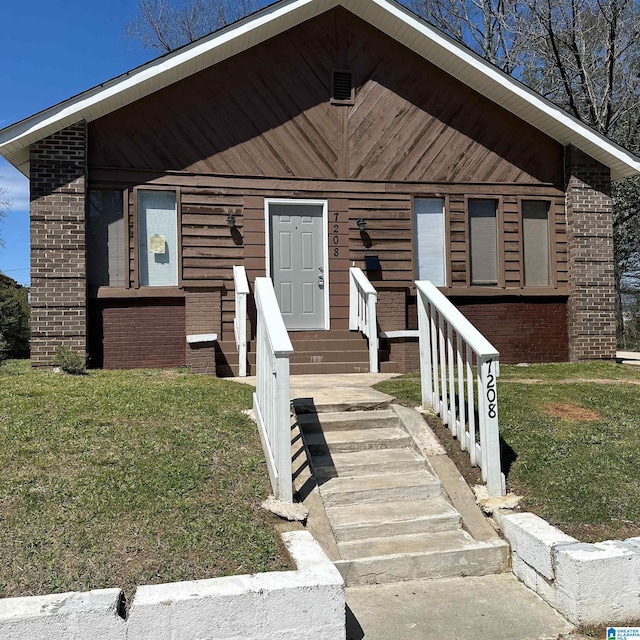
left=522, top=200, right=550, bottom=287
left=137, top=190, right=178, bottom=287
left=87, top=190, right=125, bottom=287
left=414, top=197, right=446, bottom=286
left=469, top=199, right=498, bottom=285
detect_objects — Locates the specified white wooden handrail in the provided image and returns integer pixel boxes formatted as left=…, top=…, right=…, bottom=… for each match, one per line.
left=233, top=265, right=250, bottom=377
left=416, top=280, right=505, bottom=497
left=253, top=277, right=294, bottom=503
left=349, top=267, right=379, bottom=373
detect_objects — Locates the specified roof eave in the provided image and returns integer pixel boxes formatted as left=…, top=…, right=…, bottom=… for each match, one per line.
left=1, top=0, right=638, bottom=180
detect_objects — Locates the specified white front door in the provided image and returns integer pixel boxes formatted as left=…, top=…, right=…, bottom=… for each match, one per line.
left=267, top=200, right=328, bottom=330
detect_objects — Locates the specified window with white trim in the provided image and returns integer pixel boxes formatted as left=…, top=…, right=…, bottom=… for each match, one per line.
left=414, top=197, right=446, bottom=286
left=469, top=199, right=498, bottom=285
left=522, top=200, right=550, bottom=287
left=137, top=190, right=178, bottom=287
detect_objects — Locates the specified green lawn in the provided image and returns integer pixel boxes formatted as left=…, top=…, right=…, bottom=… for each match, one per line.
left=376, top=361, right=640, bottom=542
left=0, top=361, right=290, bottom=600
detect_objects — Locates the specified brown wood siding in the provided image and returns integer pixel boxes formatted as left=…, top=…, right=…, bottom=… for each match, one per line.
left=89, top=168, right=568, bottom=342
left=88, top=8, right=563, bottom=186
left=86, top=7, right=570, bottom=354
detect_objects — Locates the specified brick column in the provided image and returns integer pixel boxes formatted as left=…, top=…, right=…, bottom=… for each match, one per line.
left=565, top=145, right=616, bottom=361
left=30, top=122, right=88, bottom=367
left=185, top=288, right=221, bottom=374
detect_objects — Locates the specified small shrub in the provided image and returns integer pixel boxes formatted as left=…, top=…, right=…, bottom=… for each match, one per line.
left=0, top=332, right=8, bottom=366
left=53, top=346, right=87, bottom=375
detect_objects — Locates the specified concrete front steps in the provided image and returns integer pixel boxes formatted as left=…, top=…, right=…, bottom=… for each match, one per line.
left=297, top=406, right=509, bottom=587
left=215, top=330, right=401, bottom=376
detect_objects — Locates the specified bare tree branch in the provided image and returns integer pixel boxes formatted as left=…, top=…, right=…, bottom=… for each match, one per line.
left=124, top=0, right=271, bottom=53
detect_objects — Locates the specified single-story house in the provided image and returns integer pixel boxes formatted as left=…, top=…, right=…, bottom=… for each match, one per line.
left=1, top=0, right=639, bottom=375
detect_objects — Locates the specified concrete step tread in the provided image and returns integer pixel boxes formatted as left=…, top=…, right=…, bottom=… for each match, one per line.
left=319, top=470, right=440, bottom=496
left=304, top=426, right=411, bottom=450
left=297, top=409, right=398, bottom=431
left=326, top=497, right=460, bottom=530
left=312, top=448, right=425, bottom=477
left=317, top=471, right=442, bottom=507
left=337, top=529, right=506, bottom=561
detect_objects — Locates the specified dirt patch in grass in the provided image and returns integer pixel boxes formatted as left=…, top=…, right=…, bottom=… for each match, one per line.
left=541, top=402, right=602, bottom=422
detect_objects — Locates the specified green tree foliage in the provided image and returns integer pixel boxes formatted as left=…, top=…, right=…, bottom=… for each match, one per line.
left=0, top=273, right=30, bottom=359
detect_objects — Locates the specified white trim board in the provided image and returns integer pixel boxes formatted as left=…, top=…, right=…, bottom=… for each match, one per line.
left=1, top=0, right=639, bottom=179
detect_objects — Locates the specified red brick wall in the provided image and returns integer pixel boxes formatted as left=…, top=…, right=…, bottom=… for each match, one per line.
left=377, top=289, right=407, bottom=332
left=90, top=299, right=186, bottom=369
left=404, top=295, right=569, bottom=364
left=184, top=288, right=221, bottom=374
left=449, top=297, right=568, bottom=363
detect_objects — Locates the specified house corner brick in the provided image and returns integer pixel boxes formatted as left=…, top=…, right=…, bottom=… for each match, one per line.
left=29, top=122, right=88, bottom=367
left=565, top=145, right=616, bottom=361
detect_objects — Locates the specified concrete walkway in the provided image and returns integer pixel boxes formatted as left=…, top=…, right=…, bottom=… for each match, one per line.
left=346, top=573, right=578, bottom=640
left=236, top=372, right=586, bottom=639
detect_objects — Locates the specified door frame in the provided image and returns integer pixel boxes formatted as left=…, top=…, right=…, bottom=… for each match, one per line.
left=264, top=198, right=330, bottom=331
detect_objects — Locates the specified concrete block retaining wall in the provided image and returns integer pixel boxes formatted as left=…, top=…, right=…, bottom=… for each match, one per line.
left=496, top=511, right=640, bottom=625
left=0, top=531, right=345, bottom=640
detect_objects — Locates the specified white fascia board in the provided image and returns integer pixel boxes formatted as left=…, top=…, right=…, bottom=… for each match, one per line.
left=345, top=0, right=640, bottom=180
left=0, top=0, right=337, bottom=163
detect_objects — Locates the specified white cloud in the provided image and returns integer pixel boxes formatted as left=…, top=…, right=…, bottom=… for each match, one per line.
left=0, top=159, right=29, bottom=213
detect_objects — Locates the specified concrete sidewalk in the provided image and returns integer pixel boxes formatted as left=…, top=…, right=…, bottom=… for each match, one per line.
left=346, top=573, right=580, bottom=640
left=237, top=372, right=587, bottom=640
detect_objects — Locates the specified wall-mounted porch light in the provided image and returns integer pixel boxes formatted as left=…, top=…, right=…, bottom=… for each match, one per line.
left=356, top=218, right=367, bottom=231
left=226, top=212, right=237, bottom=228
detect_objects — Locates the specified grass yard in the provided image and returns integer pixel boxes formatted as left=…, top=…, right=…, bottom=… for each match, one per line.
left=0, top=360, right=290, bottom=600
left=376, top=361, right=640, bottom=542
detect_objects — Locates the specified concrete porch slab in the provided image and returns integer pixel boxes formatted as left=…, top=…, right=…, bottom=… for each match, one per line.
left=233, top=372, right=398, bottom=412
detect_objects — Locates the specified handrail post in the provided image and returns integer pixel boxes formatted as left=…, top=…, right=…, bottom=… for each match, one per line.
left=367, top=290, right=378, bottom=373
left=349, top=267, right=379, bottom=373
left=349, top=268, right=358, bottom=331
left=417, top=289, right=433, bottom=409
left=479, top=356, right=503, bottom=496
left=233, top=265, right=250, bottom=377
left=274, top=354, right=292, bottom=502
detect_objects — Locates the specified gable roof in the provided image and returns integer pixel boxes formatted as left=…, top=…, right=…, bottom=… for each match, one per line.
left=1, top=0, right=639, bottom=180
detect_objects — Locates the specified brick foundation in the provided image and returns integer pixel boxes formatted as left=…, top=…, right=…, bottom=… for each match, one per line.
left=30, top=122, right=88, bottom=367
left=377, top=289, right=420, bottom=372
left=565, top=146, right=616, bottom=361
left=90, top=299, right=186, bottom=369
left=402, top=295, right=569, bottom=365
left=184, top=288, right=222, bottom=374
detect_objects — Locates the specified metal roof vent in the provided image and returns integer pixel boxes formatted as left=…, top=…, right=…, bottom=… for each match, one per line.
left=332, top=70, right=353, bottom=104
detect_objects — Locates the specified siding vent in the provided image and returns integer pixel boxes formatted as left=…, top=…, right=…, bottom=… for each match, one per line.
left=332, top=70, right=353, bottom=104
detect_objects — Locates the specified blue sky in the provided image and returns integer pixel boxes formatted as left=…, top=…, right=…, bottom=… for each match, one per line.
left=0, top=0, right=154, bottom=285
